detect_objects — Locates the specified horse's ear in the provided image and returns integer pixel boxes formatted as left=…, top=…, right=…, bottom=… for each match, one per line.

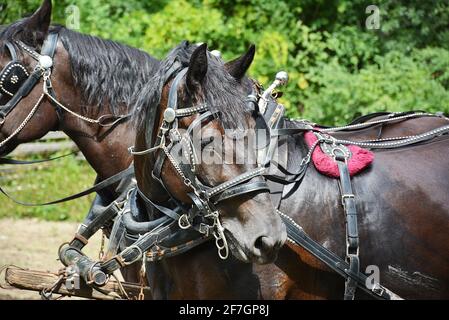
left=225, top=44, right=256, bottom=80
left=186, top=43, right=208, bottom=92
left=21, top=0, right=52, bottom=45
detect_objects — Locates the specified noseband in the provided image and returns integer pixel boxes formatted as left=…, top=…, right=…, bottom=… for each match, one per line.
left=131, top=68, right=272, bottom=259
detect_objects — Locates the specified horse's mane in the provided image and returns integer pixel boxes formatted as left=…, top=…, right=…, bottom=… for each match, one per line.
left=0, top=20, right=160, bottom=115
left=132, top=41, right=251, bottom=134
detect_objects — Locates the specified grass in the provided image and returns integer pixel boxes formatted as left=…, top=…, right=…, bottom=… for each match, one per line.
left=0, top=151, right=96, bottom=222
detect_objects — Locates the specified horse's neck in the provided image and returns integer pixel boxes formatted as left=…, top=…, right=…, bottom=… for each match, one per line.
left=51, top=48, right=139, bottom=180
left=61, top=113, right=135, bottom=180
left=279, top=121, right=346, bottom=250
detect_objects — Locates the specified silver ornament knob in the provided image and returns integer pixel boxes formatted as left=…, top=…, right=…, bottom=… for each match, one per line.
left=275, top=71, right=288, bottom=85
left=39, top=55, right=53, bottom=69
left=164, top=108, right=176, bottom=123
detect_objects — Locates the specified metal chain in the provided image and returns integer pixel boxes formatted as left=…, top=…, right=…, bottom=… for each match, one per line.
left=161, top=143, right=196, bottom=190
left=43, top=73, right=100, bottom=124
left=98, top=230, right=106, bottom=260
left=332, top=124, right=449, bottom=148
left=40, top=270, right=65, bottom=300
left=209, top=211, right=229, bottom=260
left=321, top=112, right=435, bottom=133
left=137, top=254, right=147, bottom=300
left=0, top=93, right=45, bottom=148
left=301, top=138, right=320, bottom=166
left=46, top=93, right=100, bottom=124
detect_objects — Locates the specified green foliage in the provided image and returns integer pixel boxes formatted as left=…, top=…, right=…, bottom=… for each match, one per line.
left=302, top=49, right=449, bottom=125
left=2, top=0, right=448, bottom=124
left=1, top=153, right=96, bottom=221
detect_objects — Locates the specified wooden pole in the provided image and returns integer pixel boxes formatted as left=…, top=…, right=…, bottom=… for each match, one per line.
left=4, top=267, right=152, bottom=300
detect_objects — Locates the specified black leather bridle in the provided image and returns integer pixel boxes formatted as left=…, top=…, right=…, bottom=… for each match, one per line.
left=131, top=67, right=273, bottom=259
left=0, top=33, right=59, bottom=124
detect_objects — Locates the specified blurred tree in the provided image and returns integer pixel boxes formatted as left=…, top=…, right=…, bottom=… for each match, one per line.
left=2, top=0, right=448, bottom=124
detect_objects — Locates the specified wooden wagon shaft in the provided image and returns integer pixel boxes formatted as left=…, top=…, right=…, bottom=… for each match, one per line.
left=4, top=267, right=152, bottom=300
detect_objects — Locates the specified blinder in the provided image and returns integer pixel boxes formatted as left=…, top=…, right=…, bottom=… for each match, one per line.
left=0, top=44, right=30, bottom=97
left=0, top=33, right=59, bottom=122
left=250, top=84, right=286, bottom=166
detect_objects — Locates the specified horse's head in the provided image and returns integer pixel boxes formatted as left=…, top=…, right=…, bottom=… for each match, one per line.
left=0, top=0, right=60, bottom=156
left=134, top=42, right=287, bottom=264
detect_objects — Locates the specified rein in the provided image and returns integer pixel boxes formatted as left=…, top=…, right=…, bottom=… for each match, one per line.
left=0, top=166, right=134, bottom=206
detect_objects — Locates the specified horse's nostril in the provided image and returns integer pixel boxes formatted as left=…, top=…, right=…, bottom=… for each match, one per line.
left=254, top=236, right=274, bottom=252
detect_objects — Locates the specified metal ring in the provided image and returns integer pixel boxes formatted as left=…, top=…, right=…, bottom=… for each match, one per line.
left=178, top=214, right=191, bottom=230
left=215, top=236, right=227, bottom=250
left=331, top=145, right=350, bottom=159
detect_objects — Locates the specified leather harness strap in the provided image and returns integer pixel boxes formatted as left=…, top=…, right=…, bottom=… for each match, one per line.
left=0, top=165, right=134, bottom=206
left=335, top=152, right=360, bottom=300
left=279, top=211, right=402, bottom=300
left=0, top=151, right=77, bottom=164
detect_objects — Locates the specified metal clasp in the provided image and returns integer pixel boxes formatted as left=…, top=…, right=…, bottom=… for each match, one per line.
left=341, top=193, right=355, bottom=206
left=198, top=223, right=212, bottom=237
left=371, top=283, right=385, bottom=296
left=178, top=214, right=191, bottom=230
left=332, top=145, right=350, bottom=163
left=118, top=245, right=143, bottom=266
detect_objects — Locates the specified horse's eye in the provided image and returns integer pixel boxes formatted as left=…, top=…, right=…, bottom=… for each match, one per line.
left=201, top=136, right=215, bottom=148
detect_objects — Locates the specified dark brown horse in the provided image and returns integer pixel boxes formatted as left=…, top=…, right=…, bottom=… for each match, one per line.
left=0, top=0, right=158, bottom=183
left=0, top=1, right=292, bottom=298
left=0, top=0, right=160, bottom=283
left=132, top=42, right=292, bottom=299
left=132, top=39, right=448, bottom=299
left=272, top=115, right=449, bottom=299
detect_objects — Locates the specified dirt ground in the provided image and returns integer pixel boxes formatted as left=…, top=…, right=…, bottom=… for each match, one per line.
left=0, top=218, right=103, bottom=300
